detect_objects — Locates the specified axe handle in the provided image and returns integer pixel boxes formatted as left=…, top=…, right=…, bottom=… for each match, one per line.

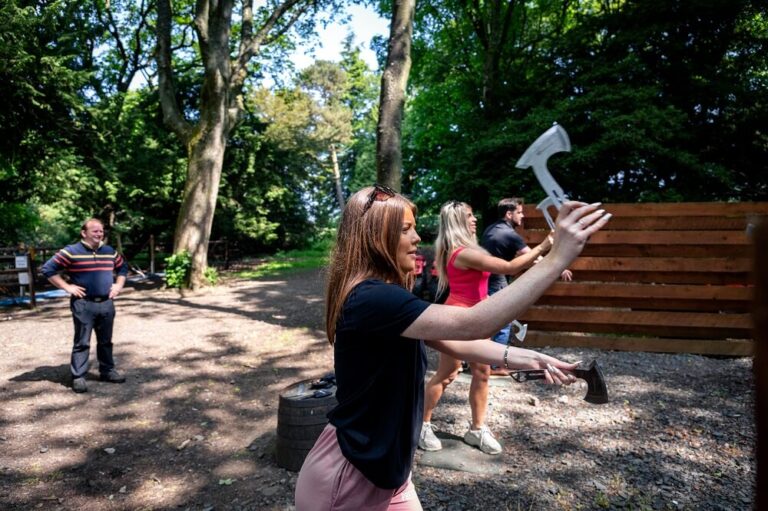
left=510, top=369, right=547, bottom=383
left=510, top=365, right=609, bottom=404
left=510, top=367, right=595, bottom=383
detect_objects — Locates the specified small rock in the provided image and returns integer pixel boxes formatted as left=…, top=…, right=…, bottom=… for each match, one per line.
left=177, top=439, right=191, bottom=450
left=557, top=395, right=569, bottom=404
left=39, top=446, right=49, bottom=453
left=194, top=435, right=204, bottom=441
left=528, top=396, right=540, bottom=406
left=104, top=448, right=116, bottom=454
left=260, top=486, right=279, bottom=496
left=119, top=486, right=127, bottom=493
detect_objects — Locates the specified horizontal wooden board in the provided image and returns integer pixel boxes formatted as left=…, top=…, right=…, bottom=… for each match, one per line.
left=523, top=202, right=768, bottom=217
left=574, top=245, right=743, bottom=258
left=524, top=216, right=756, bottom=231
left=518, top=307, right=752, bottom=339
left=521, top=202, right=768, bottom=231
left=544, top=282, right=751, bottom=300
left=523, top=230, right=750, bottom=246
left=522, top=332, right=753, bottom=356
left=535, top=282, right=751, bottom=312
left=570, top=257, right=750, bottom=273
left=566, top=271, right=750, bottom=285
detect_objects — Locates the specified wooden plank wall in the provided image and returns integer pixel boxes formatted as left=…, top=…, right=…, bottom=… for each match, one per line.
left=517, top=202, right=768, bottom=356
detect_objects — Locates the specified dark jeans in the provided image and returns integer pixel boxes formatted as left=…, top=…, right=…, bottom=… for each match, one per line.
left=70, top=298, right=116, bottom=378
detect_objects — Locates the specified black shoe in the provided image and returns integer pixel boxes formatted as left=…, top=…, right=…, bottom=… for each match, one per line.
left=72, top=377, right=88, bottom=393
left=99, top=370, right=126, bottom=383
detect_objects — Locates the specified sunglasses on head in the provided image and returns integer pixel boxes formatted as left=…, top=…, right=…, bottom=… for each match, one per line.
left=363, top=183, right=396, bottom=214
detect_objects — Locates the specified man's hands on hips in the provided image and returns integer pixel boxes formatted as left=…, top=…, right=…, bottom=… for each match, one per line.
left=109, top=283, right=124, bottom=299
left=109, top=276, right=126, bottom=299
left=66, top=284, right=86, bottom=298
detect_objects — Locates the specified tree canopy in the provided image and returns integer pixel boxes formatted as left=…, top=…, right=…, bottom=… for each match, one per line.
left=1, top=0, right=765, bottom=257
left=403, top=0, right=766, bottom=224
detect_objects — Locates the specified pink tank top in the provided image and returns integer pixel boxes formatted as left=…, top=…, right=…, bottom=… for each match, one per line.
left=446, top=247, right=490, bottom=307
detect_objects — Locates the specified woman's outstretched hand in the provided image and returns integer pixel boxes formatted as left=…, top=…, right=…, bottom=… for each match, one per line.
left=548, top=201, right=611, bottom=269
left=534, top=354, right=579, bottom=386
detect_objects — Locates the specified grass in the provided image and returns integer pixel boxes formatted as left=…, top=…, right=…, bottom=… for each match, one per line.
left=231, top=246, right=330, bottom=280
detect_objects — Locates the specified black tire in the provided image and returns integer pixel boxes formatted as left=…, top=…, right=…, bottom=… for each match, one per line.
left=275, top=378, right=338, bottom=472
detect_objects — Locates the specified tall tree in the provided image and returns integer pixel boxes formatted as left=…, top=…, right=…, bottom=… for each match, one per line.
left=339, top=36, right=380, bottom=194
left=403, top=0, right=766, bottom=220
left=376, top=0, right=414, bottom=190
left=156, top=0, right=338, bottom=288
left=0, top=0, right=92, bottom=244
left=297, top=60, right=354, bottom=212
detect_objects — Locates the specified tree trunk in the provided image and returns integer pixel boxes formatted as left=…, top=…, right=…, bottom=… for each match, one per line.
left=156, top=0, right=314, bottom=289
left=173, top=125, right=226, bottom=289
left=330, top=144, right=345, bottom=210
left=375, top=0, right=415, bottom=192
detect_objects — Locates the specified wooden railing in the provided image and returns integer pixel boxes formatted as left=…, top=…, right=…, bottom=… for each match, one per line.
left=517, top=202, right=768, bottom=356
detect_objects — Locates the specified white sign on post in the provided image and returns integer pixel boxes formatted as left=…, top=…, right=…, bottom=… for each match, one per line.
left=18, top=272, right=29, bottom=285
left=15, top=255, right=28, bottom=269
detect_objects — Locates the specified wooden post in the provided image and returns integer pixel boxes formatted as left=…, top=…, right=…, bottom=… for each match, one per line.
left=754, top=220, right=768, bottom=511
left=149, top=235, right=155, bottom=274
left=224, top=237, right=229, bottom=270
left=26, top=252, right=35, bottom=309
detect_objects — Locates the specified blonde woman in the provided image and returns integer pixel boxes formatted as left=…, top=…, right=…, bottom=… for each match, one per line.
left=295, top=186, right=610, bottom=510
left=420, top=201, right=553, bottom=454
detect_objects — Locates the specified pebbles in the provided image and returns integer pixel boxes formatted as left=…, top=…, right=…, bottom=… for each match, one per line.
left=415, top=347, right=754, bottom=510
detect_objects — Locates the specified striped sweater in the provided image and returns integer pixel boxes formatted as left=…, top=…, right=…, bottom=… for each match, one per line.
left=41, top=241, right=128, bottom=298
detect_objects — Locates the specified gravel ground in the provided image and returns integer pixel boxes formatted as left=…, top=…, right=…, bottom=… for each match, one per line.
left=0, top=269, right=755, bottom=510
left=417, top=348, right=754, bottom=511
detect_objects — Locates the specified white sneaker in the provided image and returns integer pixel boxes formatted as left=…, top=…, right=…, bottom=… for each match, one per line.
left=419, top=422, right=442, bottom=451
left=463, top=424, right=502, bottom=455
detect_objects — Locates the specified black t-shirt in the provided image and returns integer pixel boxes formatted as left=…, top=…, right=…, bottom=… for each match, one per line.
left=480, top=220, right=528, bottom=290
left=328, top=279, right=431, bottom=489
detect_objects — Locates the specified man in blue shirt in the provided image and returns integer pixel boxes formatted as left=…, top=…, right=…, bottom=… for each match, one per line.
left=41, top=218, right=129, bottom=393
left=481, top=198, right=571, bottom=374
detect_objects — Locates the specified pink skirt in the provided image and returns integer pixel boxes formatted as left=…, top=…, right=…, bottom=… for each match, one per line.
left=294, top=424, right=422, bottom=511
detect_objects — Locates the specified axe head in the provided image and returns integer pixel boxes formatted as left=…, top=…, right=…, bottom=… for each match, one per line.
left=515, top=124, right=571, bottom=171
left=573, top=359, right=609, bottom=404
left=510, top=320, right=528, bottom=343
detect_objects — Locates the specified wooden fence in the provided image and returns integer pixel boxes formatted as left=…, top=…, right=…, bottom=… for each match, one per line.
left=517, top=202, right=768, bottom=356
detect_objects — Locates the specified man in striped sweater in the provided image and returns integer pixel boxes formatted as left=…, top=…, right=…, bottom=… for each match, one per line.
left=41, top=218, right=129, bottom=393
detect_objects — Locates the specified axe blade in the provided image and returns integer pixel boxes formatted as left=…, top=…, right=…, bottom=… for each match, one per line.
left=515, top=124, right=571, bottom=212
left=573, top=360, right=609, bottom=404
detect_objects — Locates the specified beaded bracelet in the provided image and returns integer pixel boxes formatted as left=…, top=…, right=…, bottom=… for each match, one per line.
left=503, top=344, right=511, bottom=370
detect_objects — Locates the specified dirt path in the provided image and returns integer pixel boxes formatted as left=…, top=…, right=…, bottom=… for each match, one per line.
left=0, top=270, right=755, bottom=510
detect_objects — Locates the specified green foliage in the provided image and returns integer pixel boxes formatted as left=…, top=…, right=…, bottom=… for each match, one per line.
left=204, top=266, right=219, bottom=286
left=164, top=251, right=192, bottom=288
left=218, top=57, right=374, bottom=253
left=0, top=0, right=764, bottom=255
left=0, top=0, right=93, bottom=243
left=0, top=203, right=39, bottom=246
left=404, top=0, right=768, bottom=225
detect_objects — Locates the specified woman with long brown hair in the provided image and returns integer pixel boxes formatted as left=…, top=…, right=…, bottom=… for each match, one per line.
left=295, top=185, right=611, bottom=511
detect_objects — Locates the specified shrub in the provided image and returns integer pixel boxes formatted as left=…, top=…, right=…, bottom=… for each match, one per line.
left=164, top=251, right=191, bottom=288
left=204, top=266, right=218, bottom=286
